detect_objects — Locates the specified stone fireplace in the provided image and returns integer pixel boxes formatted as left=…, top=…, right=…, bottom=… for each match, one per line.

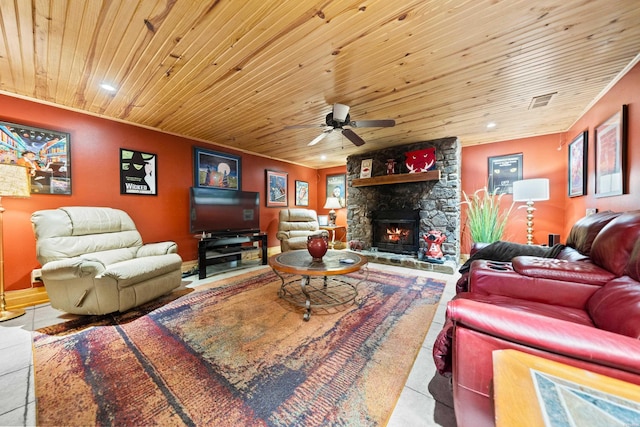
left=346, top=137, right=460, bottom=263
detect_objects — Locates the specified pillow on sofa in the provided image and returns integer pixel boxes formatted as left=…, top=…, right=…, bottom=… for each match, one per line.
left=590, top=210, right=640, bottom=277
left=565, top=210, right=619, bottom=255
left=587, top=276, right=640, bottom=339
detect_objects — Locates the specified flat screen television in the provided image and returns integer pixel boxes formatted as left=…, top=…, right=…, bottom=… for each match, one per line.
left=189, top=187, right=260, bottom=235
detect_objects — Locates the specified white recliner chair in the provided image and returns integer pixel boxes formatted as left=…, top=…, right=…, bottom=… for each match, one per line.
left=31, top=206, right=183, bottom=315
left=276, top=208, right=329, bottom=252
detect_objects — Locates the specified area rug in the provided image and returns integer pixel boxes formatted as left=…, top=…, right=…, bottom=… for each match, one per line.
left=33, top=266, right=446, bottom=426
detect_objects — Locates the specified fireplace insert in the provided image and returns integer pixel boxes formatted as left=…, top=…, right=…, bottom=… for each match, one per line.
left=372, top=209, right=420, bottom=254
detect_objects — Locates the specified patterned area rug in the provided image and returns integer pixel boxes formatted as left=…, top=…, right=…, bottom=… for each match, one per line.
left=34, top=266, right=446, bottom=426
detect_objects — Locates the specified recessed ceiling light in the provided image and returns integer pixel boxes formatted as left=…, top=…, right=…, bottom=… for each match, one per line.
left=486, top=122, right=496, bottom=129
left=320, top=155, right=327, bottom=161
left=100, top=83, right=117, bottom=92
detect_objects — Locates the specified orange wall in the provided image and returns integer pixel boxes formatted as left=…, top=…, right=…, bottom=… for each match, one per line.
left=461, top=61, right=640, bottom=252
left=461, top=134, right=566, bottom=252
left=562, top=62, right=640, bottom=236
left=1, top=94, right=319, bottom=292
left=3, top=62, right=638, bottom=290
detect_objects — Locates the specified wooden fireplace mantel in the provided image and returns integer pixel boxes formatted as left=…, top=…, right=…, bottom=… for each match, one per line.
left=351, top=170, right=441, bottom=187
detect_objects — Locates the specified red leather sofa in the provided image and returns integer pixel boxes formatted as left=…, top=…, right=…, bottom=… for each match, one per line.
left=433, top=210, right=640, bottom=427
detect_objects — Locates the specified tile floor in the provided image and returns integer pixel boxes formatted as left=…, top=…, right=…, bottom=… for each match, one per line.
left=0, top=262, right=458, bottom=426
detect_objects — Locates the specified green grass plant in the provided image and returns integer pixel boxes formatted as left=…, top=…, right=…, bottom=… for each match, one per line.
left=461, top=187, right=514, bottom=243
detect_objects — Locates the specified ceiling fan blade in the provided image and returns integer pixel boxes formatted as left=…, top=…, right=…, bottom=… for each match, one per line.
left=342, top=129, right=366, bottom=146
left=308, top=129, right=333, bottom=146
left=349, top=119, right=396, bottom=128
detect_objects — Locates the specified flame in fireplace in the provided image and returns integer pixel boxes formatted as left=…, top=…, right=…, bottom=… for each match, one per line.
left=386, top=227, right=409, bottom=242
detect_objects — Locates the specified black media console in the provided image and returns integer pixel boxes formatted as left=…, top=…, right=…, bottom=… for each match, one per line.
left=197, top=232, right=268, bottom=279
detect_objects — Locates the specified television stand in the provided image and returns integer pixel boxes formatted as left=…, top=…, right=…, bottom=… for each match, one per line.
left=197, top=232, right=268, bottom=279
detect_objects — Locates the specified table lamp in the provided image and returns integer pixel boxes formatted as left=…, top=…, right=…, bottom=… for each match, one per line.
left=323, top=197, right=342, bottom=226
left=0, top=163, right=31, bottom=321
left=513, top=178, right=549, bottom=245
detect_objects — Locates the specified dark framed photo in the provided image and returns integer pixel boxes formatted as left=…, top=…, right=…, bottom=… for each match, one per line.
left=266, top=170, right=288, bottom=207
left=568, top=131, right=587, bottom=197
left=488, top=153, right=523, bottom=194
left=295, top=180, right=309, bottom=206
left=326, top=174, right=346, bottom=207
left=595, top=105, right=628, bottom=198
left=0, top=121, right=71, bottom=194
left=194, top=147, right=240, bottom=190
left=120, top=149, right=157, bottom=195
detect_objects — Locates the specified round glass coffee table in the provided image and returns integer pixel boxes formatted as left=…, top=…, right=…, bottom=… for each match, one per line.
left=269, top=250, right=368, bottom=321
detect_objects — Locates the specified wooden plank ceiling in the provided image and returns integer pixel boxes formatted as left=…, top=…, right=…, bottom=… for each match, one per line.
left=1, top=0, right=639, bottom=168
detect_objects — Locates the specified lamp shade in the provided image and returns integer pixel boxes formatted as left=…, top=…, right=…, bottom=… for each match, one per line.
left=513, top=178, right=549, bottom=202
left=323, top=197, right=342, bottom=210
left=0, top=164, right=30, bottom=198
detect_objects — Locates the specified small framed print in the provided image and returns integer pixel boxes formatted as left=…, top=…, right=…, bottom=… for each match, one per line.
left=568, top=131, right=587, bottom=197
left=120, top=149, right=157, bottom=195
left=595, top=105, right=628, bottom=198
left=487, top=153, right=523, bottom=195
left=360, top=159, right=372, bottom=178
left=326, top=174, right=346, bottom=207
left=0, top=121, right=71, bottom=194
left=194, top=147, right=240, bottom=190
left=266, top=170, right=288, bottom=207
left=295, top=180, right=309, bottom=206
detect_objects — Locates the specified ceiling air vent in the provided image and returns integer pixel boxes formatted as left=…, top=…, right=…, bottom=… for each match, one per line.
left=529, top=92, right=557, bottom=109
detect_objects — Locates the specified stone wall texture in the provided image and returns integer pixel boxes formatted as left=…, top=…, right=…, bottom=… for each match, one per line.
left=346, top=137, right=460, bottom=262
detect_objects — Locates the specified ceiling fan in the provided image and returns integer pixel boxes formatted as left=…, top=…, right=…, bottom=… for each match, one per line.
left=286, top=103, right=395, bottom=147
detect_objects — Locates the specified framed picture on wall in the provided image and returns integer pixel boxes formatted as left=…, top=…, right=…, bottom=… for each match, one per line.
left=0, top=121, right=71, bottom=194
left=194, top=147, right=241, bottom=190
left=487, top=153, right=522, bottom=194
left=295, top=180, right=309, bottom=206
left=266, top=170, right=288, bottom=207
left=568, top=131, right=587, bottom=197
left=326, top=174, right=346, bottom=207
left=360, top=159, right=373, bottom=178
left=120, top=149, right=157, bottom=195
left=595, top=105, right=628, bottom=198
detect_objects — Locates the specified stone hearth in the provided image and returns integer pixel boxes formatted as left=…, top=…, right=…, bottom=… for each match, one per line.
left=353, top=249, right=456, bottom=275
left=346, top=137, right=460, bottom=265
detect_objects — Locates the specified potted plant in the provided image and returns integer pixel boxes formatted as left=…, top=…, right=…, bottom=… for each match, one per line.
left=461, top=187, right=514, bottom=245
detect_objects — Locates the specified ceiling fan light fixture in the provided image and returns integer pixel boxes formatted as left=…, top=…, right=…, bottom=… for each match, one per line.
left=333, top=103, right=350, bottom=122
left=288, top=103, right=394, bottom=148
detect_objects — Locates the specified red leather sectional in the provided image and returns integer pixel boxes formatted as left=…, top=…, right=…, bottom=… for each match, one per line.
left=433, top=210, right=640, bottom=427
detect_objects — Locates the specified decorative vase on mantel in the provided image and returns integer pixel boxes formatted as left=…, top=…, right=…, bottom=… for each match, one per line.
left=307, top=234, right=329, bottom=262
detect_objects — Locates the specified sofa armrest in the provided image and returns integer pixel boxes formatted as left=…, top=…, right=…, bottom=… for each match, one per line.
left=137, top=241, right=177, bottom=257
left=447, top=298, right=640, bottom=375
left=41, top=257, right=105, bottom=280
left=100, top=253, right=183, bottom=287
left=276, top=231, right=290, bottom=240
